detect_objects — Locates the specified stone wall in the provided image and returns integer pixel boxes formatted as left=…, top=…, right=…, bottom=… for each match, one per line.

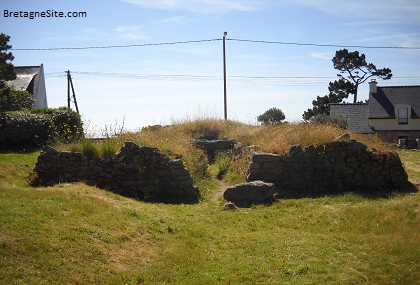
left=246, top=135, right=409, bottom=198
left=31, top=141, right=198, bottom=202
left=377, top=131, right=420, bottom=149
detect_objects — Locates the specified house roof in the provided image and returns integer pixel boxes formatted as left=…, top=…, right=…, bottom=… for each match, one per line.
left=330, top=103, right=374, bottom=133
left=369, top=85, right=420, bottom=119
left=7, top=65, right=42, bottom=95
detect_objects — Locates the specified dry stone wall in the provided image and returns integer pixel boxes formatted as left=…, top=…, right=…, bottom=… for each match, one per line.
left=246, top=135, right=409, bottom=198
left=31, top=141, right=198, bottom=202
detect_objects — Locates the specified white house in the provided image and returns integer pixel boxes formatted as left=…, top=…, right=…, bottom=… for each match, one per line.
left=7, top=64, right=48, bottom=108
left=330, top=80, right=420, bottom=147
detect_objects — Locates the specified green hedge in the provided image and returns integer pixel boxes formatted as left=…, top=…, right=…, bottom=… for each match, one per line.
left=0, top=107, right=83, bottom=147
left=311, top=114, right=348, bottom=129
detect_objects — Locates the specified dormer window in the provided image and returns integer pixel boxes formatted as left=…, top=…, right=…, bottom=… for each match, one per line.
left=398, top=108, right=408, bottom=124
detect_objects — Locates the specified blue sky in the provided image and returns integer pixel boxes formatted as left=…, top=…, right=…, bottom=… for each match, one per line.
left=2, top=0, right=420, bottom=131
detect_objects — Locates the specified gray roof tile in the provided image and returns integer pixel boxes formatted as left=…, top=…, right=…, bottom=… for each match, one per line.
left=369, top=85, right=420, bottom=118
left=7, top=66, right=41, bottom=95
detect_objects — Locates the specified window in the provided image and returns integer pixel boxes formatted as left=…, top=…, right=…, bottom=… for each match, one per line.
left=398, top=108, right=408, bottom=124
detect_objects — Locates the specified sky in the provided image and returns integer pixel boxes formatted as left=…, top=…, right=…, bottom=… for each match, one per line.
left=2, top=0, right=420, bottom=132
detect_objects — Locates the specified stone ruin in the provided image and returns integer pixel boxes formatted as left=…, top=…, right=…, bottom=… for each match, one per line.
left=29, top=134, right=413, bottom=207
left=194, top=137, right=235, bottom=161
left=245, top=134, right=410, bottom=200
left=30, top=141, right=198, bottom=202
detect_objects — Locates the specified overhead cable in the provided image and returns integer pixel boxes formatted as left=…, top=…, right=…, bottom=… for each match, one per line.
left=227, top=38, right=420, bottom=49
left=11, top=39, right=221, bottom=51
left=44, top=71, right=419, bottom=86
left=11, top=38, right=420, bottom=51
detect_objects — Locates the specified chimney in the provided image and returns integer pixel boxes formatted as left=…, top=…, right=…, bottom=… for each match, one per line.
left=369, top=79, right=377, bottom=94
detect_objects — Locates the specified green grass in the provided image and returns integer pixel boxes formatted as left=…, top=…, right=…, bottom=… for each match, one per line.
left=399, top=150, right=420, bottom=187
left=1, top=123, right=419, bottom=284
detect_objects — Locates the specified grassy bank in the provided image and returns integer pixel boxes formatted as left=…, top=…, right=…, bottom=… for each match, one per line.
left=1, top=121, right=419, bottom=284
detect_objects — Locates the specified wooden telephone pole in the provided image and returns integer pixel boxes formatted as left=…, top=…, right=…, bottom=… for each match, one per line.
left=223, top=31, right=227, bottom=120
left=66, top=70, right=79, bottom=114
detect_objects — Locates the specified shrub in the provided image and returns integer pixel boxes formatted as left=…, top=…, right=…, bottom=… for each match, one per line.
left=0, top=111, right=50, bottom=146
left=311, top=114, right=348, bottom=129
left=49, top=109, right=84, bottom=144
left=257, top=107, right=286, bottom=125
left=0, top=84, right=35, bottom=112
left=0, top=107, right=83, bottom=147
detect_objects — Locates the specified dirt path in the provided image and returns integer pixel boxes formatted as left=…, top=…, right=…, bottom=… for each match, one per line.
left=212, top=180, right=228, bottom=202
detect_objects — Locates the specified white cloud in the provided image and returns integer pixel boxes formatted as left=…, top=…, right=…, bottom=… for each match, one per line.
left=75, top=28, right=111, bottom=40
left=120, top=0, right=258, bottom=14
left=49, top=26, right=149, bottom=41
left=343, top=20, right=400, bottom=27
left=154, top=16, right=187, bottom=25
left=114, top=25, right=148, bottom=40
left=310, top=52, right=333, bottom=60
left=288, top=0, right=420, bottom=24
left=344, top=33, right=420, bottom=51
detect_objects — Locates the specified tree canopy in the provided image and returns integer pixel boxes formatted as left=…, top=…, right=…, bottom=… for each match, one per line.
left=0, top=33, right=16, bottom=83
left=302, top=93, right=340, bottom=121
left=257, top=107, right=286, bottom=125
left=332, top=49, right=392, bottom=103
left=0, top=34, right=35, bottom=112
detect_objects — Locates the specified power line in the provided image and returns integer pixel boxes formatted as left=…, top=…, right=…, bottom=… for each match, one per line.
left=11, top=39, right=221, bottom=51
left=11, top=38, right=420, bottom=51
left=227, top=38, right=420, bottom=50
left=45, top=71, right=419, bottom=80
left=44, top=71, right=419, bottom=86
left=48, top=71, right=337, bottom=80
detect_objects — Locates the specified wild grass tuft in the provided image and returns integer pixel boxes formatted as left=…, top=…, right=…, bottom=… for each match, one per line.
left=81, top=139, right=99, bottom=157
left=99, top=140, right=119, bottom=159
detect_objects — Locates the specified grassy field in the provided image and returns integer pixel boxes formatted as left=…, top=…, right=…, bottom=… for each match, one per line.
left=1, top=120, right=419, bottom=284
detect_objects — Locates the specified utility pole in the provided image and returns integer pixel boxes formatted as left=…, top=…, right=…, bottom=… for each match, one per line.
left=223, top=31, right=227, bottom=121
left=66, top=70, right=80, bottom=114
left=67, top=70, right=71, bottom=109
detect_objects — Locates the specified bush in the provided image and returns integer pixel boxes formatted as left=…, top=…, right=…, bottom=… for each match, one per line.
left=0, top=84, right=35, bottom=112
left=0, top=107, right=83, bottom=147
left=311, top=114, right=348, bottom=129
left=48, top=107, right=84, bottom=143
left=0, top=111, right=50, bottom=146
left=257, top=107, right=286, bottom=125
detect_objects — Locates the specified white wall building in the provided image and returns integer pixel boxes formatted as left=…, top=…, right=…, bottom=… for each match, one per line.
left=7, top=64, right=48, bottom=108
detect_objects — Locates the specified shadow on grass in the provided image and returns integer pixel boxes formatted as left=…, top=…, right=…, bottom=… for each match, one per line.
left=29, top=180, right=202, bottom=205
left=274, top=180, right=418, bottom=201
